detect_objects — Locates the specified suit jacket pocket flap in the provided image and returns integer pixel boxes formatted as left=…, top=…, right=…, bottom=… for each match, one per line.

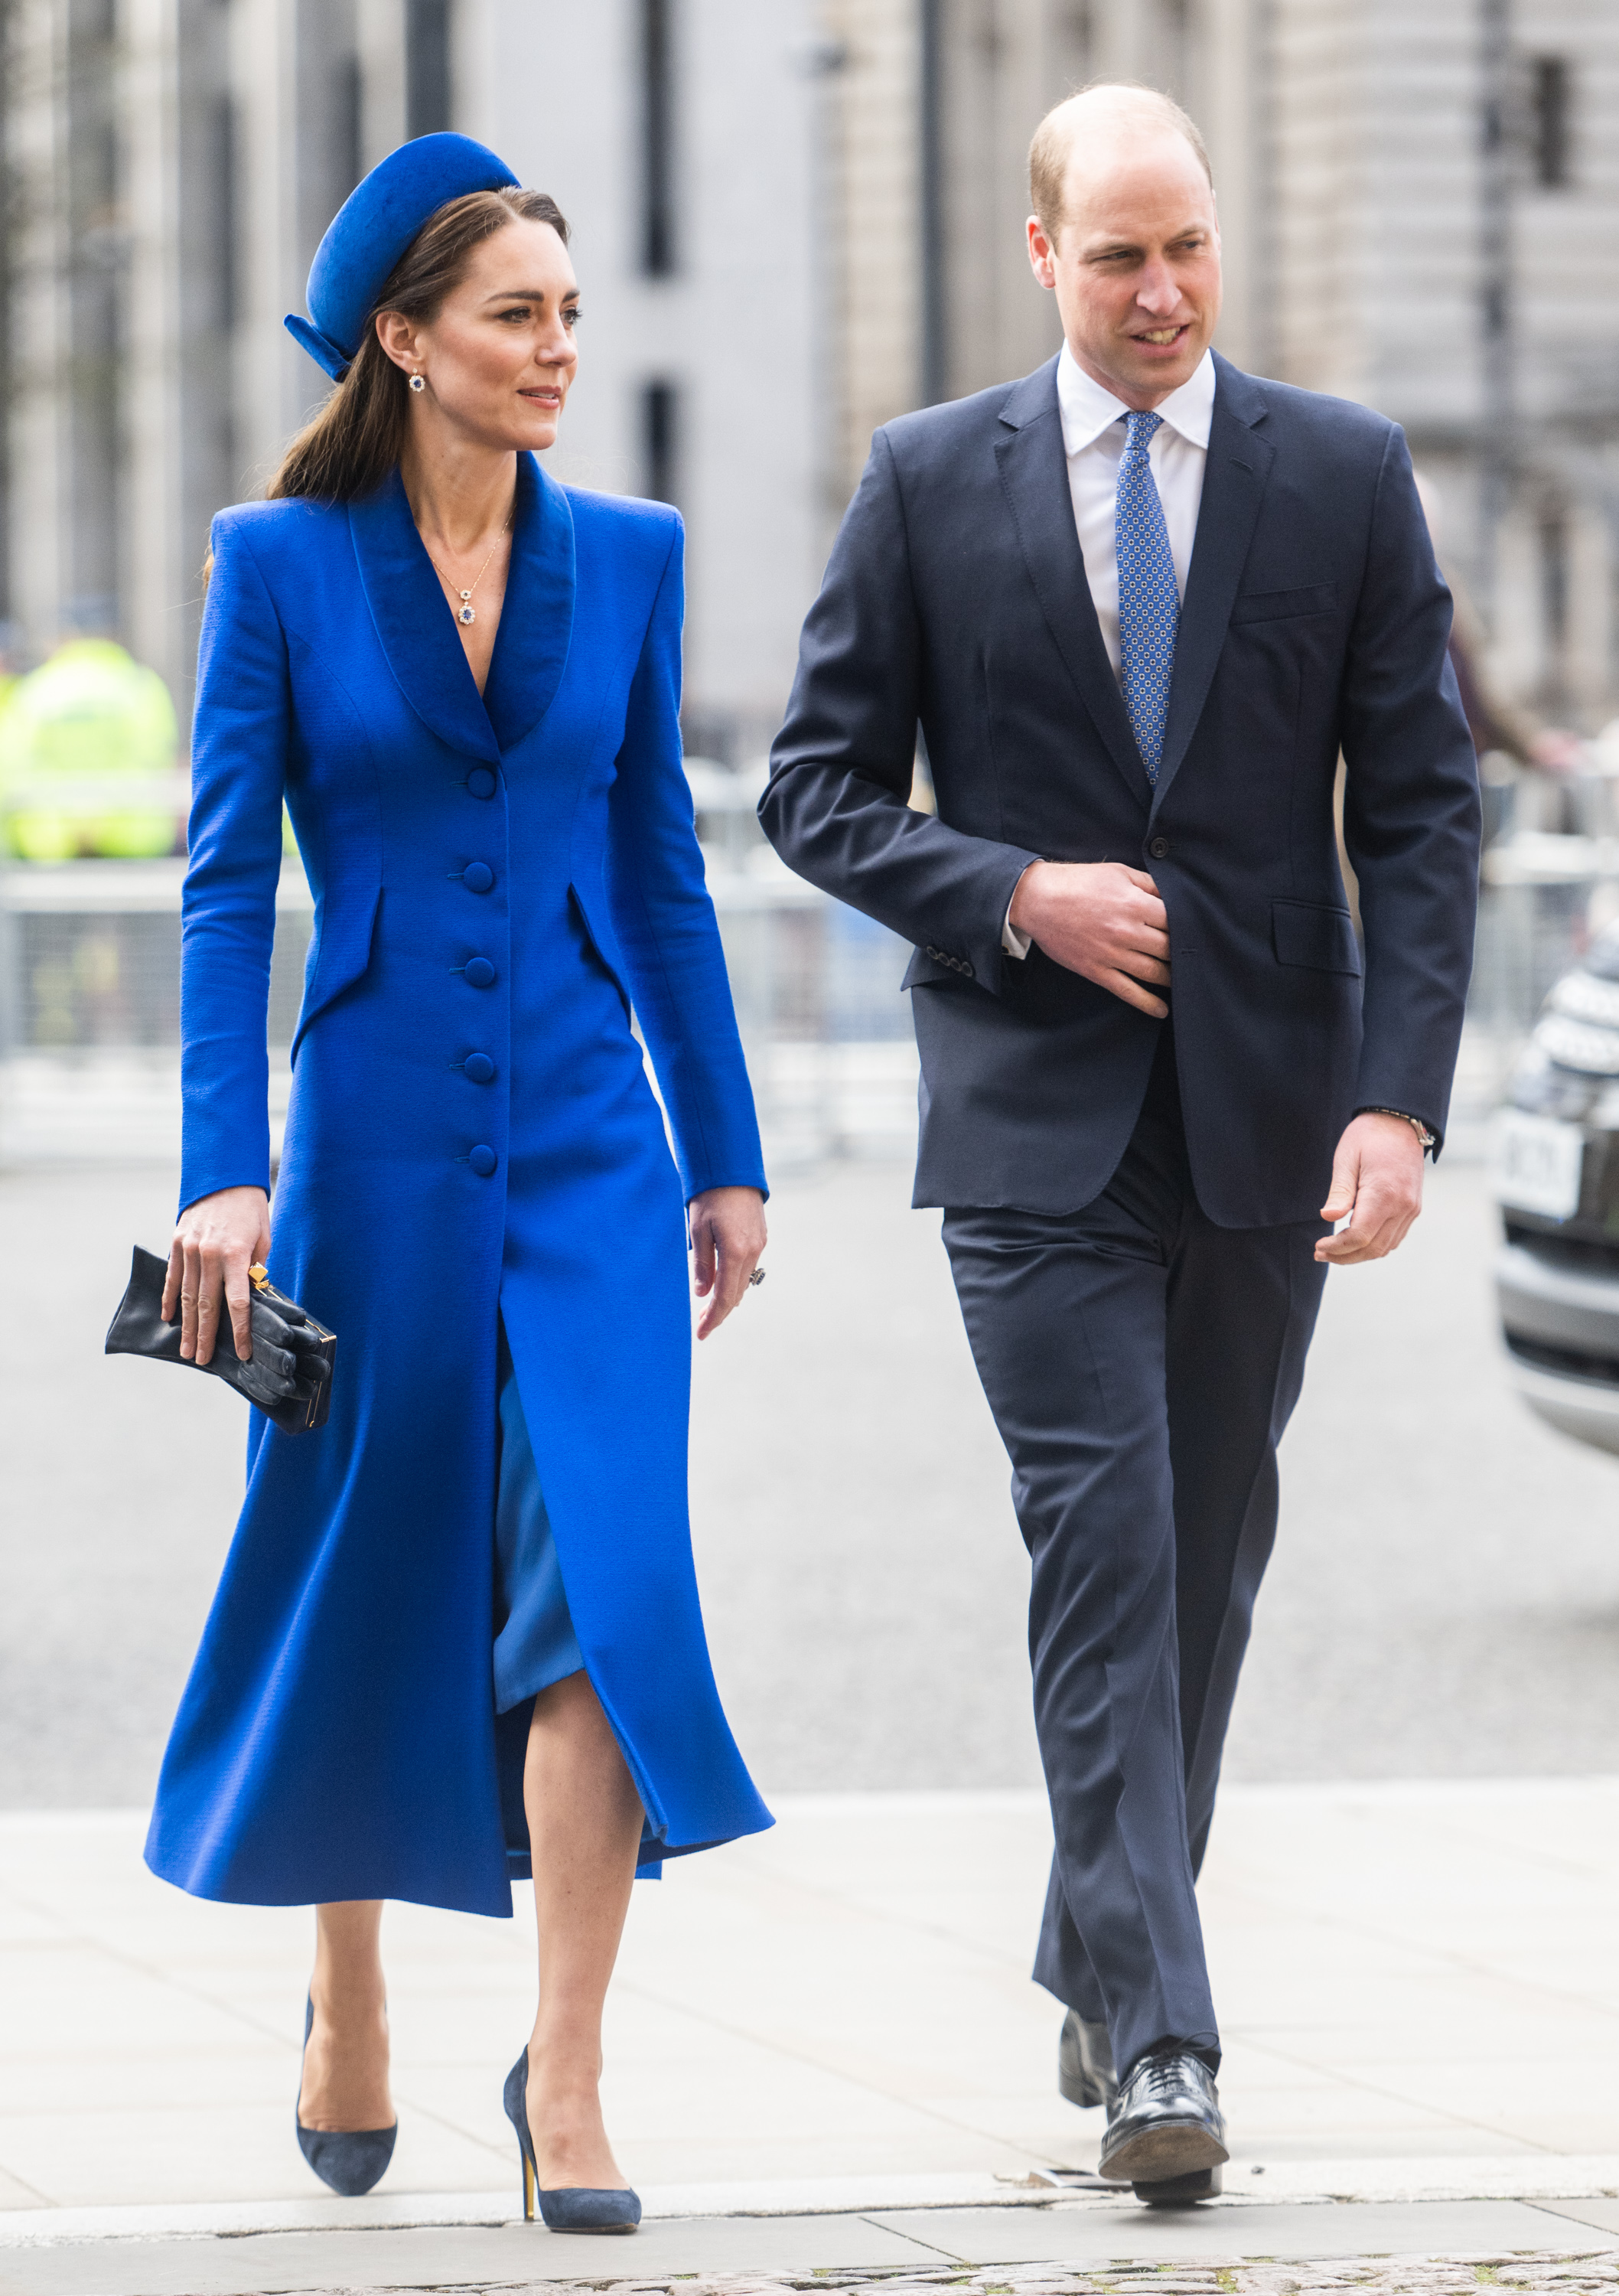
left=1231, top=582, right=1337, bottom=624
left=1272, top=898, right=1362, bottom=976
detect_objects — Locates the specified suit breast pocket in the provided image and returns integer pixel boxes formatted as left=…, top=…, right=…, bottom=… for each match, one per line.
left=1272, top=898, right=1362, bottom=977
left=1231, top=583, right=1337, bottom=625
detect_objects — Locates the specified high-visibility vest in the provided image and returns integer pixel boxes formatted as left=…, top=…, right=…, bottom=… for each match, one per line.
left=0, top=639, right=180, bottom=860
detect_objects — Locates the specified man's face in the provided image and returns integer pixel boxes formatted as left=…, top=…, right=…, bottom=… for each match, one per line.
left=1028, top=132, right=1222, bottom=408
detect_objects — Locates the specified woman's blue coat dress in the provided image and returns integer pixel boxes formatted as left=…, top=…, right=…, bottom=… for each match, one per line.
left=144, top=452, right=773, bottom=1914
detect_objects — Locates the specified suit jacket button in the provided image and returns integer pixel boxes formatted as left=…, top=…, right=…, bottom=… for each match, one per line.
left=469, top=1143, right=497, bottom=1177
left=1148, top=836, right=1171, bottom=859
left=463, top=861, right=494, bottom=892
left=467, top=767, right=497, bottom=800
left=464, top=956, right=497, bottom=988
left=464, top=1052, right=496, bottom=1084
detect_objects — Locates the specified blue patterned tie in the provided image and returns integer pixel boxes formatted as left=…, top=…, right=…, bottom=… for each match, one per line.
left=1116, top=409, right=1180, bottom=782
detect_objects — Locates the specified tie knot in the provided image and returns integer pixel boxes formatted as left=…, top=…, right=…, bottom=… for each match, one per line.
left=1123, top=408, right=1162, bottom=461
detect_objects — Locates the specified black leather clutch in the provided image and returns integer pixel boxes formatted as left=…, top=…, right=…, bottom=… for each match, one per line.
left=105, top=1245, right=336, bottom=1435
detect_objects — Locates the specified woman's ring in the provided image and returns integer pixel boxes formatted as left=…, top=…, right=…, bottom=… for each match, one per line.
left=748, top=1268, right=766, bottom=1288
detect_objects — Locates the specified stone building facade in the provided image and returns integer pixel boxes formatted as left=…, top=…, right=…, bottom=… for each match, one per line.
left=1265, top=0, right=1619, bottom=722
left=0, top=0, right=1614, bottom=752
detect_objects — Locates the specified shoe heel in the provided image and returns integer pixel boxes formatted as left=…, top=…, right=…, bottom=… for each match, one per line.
left=503, top=2047, right=540, bottom=2223
left=501, top=2042, right=640, bottom=2233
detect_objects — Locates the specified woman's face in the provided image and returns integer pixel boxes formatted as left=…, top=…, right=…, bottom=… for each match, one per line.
left=381, top=217, right=580, bottom=454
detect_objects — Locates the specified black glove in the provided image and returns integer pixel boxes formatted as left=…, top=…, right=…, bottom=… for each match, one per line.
left=236, top=1296, right=325, bottom=1412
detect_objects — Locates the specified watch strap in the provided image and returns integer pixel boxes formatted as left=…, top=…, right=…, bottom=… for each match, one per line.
left=1360, top=1106, right=1438, bottom=1150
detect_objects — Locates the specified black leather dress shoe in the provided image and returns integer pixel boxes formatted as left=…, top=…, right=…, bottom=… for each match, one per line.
left=1133, top=2163, right=1223, bottom=2206
left=1057, top=2011, right=1118, bottom=2111
left=1096, top=2048, right=1227, bottom=2190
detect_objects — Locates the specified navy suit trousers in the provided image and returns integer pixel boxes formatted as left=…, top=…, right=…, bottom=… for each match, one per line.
left=942, top=1027, right=1328, bottom=2080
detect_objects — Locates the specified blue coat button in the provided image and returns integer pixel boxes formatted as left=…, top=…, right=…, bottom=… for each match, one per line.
left=467, top=768, right=497, bottom=800
left=464, top=956, right=497, bottom=988
left=464, top=1052, right=496, bottom=1084
left=468, top=1144, right=497, bottom=1177
left=462, top=861, right=494, bottom=893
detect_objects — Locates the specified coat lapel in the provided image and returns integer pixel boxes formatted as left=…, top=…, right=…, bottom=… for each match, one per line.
left=993, top=359, right=1152, bottom=809
left=349, top=468, right=501, bottom=765
left=482, top=453, right=577, bottom=756
left=1151, top=353, right=1275, bottom=811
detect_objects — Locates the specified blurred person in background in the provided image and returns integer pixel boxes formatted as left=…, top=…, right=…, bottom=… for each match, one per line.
left=764, top=83, right=1480, bottom=2203
left=145, top=134, right=770, bottom=2230
left=1412, top=471, right=1583, bottom=846
left=0, top=629, right=179, bottom=860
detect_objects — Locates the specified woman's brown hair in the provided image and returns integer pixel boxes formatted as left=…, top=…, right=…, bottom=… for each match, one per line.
left=267, top=186, right=571, bottom=505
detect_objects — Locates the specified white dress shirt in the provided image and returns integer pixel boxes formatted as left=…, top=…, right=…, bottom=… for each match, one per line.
left=1003, top=344, right=1217, bottom=957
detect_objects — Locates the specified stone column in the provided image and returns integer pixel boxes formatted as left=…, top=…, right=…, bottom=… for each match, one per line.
left=121, top=0, right=184, bottom=696
left=6, top=0, right=70, bottom=662
left=228, top=0, right=304, bottom=480
left=819, top=0, right=923, bottom=503
left=357, top=0, right=409, bottom=163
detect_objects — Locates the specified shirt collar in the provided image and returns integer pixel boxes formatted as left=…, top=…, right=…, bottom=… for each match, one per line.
left=1057, top=342, right=1216, bottom=457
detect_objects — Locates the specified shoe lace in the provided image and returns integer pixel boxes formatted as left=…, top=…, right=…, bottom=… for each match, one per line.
left=1136, top=2050, right=1191, bottom=2100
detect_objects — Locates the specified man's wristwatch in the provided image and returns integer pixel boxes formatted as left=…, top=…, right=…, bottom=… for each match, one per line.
left=1361, top=1106, right=1437, bottom=1151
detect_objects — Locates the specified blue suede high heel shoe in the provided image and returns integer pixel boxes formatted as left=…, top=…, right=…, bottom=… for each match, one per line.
left=503, top=2048, right=640, bottom=2232
left=296, top=1996, right=398, bottom=2197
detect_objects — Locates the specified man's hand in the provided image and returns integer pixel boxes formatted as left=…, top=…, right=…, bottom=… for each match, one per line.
left=1315, top=1113, right=1425, bottom=1264
left=1008, top=860, right=1170, bottom=1017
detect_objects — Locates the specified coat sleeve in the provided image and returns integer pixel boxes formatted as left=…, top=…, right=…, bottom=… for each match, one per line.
left=1339, top=424, right=1483, bottom=1150
left=605, top=523, right=767, bottom=1202
left=177, top=518, right=291, bottom=1214
left=758, top=428, right=1040, bottom=993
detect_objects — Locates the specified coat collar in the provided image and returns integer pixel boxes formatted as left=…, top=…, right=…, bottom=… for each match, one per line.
left=995, top=354, right=1152, bottom=809
left=484, top=454, right=576, bottom=755
left=348, top=452, right=576, bottom=762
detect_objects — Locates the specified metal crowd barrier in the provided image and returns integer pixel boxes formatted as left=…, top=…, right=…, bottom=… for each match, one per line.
left=0, top=763, right=921, bottom=1166
left=8, top=760, right=1602, bottom=1167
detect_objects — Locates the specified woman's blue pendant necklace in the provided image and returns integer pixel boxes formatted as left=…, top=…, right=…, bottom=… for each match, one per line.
left=424, top=517, right=510, bottom=629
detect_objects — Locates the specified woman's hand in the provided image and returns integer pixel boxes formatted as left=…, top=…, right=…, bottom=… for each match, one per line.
left=689, top=1186, right=767, bottom=1340
left=162, top=1186, right=272, bottom=1366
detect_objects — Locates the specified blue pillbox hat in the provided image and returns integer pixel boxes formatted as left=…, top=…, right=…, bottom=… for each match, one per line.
left=285, top=132, right=521, bottom=382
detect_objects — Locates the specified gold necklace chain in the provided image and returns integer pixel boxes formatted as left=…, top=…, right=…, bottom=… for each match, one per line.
left=422, top=517, right=510, bottom=628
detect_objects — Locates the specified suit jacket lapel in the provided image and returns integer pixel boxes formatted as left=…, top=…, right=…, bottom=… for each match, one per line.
left=482, top=453, right=577, bottom=755
left=349, top=468, right=501, bottom=765
left=1152, top=354, right=1275, bottom=810
left=994, top=359, right=1152, bottom=809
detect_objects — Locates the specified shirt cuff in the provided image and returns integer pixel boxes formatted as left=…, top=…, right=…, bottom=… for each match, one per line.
left=1002, top=863, right=1037, bottom=959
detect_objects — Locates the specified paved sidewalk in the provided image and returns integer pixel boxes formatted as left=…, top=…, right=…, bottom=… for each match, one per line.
left=8, top=2204, right=1619, bottom=2295
left=4, top=1779, right=1619, bottom=2288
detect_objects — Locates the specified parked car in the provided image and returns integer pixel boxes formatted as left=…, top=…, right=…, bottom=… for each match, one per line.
left=1494, top=921, right=1619, bottom=1456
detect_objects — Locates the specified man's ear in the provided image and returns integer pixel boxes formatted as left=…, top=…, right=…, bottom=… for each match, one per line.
left=1027, top=215, right=1058, bottom=291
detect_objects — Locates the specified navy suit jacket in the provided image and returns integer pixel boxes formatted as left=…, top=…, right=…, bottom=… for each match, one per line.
left=761, top=351, right=1481, bottom=1227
